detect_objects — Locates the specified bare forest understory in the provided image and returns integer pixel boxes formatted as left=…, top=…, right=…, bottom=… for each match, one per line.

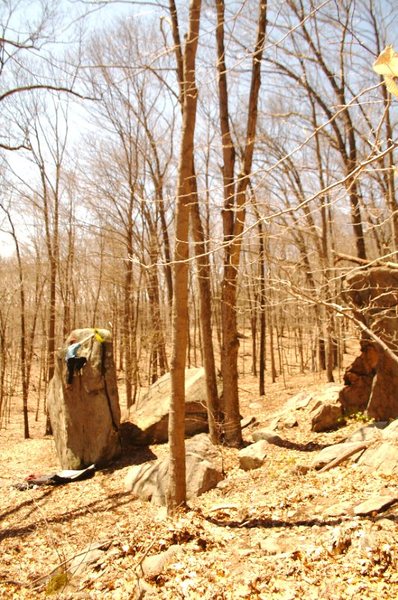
left=2, top=349, right=398, bottom=600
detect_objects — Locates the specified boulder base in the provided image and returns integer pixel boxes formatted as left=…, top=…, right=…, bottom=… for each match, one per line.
left=124, top=434, right=223, bottom=505
left=47, top=328, right=121, bottom=469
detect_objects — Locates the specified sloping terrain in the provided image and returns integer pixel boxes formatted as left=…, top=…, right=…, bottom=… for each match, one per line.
left=1, top=373, right=398, bottom=599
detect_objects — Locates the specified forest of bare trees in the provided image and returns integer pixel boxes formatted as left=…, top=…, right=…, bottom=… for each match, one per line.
left=0, top=0, right=397, bottom=470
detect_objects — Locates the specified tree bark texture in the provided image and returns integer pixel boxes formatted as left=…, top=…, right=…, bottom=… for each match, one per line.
left=217, top=0, right=267, bottom=447
left=167, top=0, right=202, bottom=514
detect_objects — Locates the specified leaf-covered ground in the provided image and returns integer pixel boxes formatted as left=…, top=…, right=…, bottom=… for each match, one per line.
left=1, top=371, right=398, bottom=599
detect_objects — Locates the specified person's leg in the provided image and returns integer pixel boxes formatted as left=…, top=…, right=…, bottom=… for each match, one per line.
left=67, top=358, right=76, bottom=384
left=75, top=357, right=87, bottom=373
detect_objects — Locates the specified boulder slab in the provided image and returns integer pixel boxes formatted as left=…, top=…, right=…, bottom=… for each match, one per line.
left=128, top=368, right=210, bottom=444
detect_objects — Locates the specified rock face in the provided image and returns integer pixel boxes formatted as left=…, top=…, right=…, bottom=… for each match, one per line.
left=340, top=268, right=398, bottom=420
left=124, top=434, right=224, bottom=505
left=311, top=419, right=398, bottom=473
left=339, top=340, right=377, bottom=414
left=309, top=387, right=343, bottom=432
left=47, top=328, right=121, bottom=469
left=311, top=441, right=369, bottom=470
left=127, top=367, right=209, bottom=444
left=358, top=440, right=398, bottom=475
left=267, top=385, right=342, bottom=434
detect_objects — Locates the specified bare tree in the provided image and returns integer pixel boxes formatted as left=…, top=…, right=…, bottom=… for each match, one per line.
left=168, top=0, right=222, bottom=443
left=168, top=0, right=202, bottom=513
left=216, top=0, right=267, bottom=447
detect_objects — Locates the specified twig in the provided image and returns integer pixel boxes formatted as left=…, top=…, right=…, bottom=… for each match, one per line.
left=318, top=442, right=371, bottom=473
left=134, top=538, right=158, bottom=578
left=30, top=539, right=112, bottom=589
left=332, top=251, right=398, bottom=269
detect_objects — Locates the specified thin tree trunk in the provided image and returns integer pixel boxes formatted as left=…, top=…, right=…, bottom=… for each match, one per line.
left=2, top=208, right=29, bottom=438
left=169, top=0, right=221, bottom=444
left=190, top=176, right=222, bottom=443
left=217, top=0, right=267, bottom=446
left=168, top=0, right=202, bottom=515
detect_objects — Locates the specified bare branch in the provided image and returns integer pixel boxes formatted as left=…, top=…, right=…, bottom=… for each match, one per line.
left=0, top=85, right=98, bottom=103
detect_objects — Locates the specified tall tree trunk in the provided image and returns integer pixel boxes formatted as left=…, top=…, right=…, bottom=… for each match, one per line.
left=123, top=257, right=134, bottom=409
left=169, top=0, right=221, bottom=444
left=147, top=227, right=168, bottom=382
left=217, top=0, right=267, bottom=447
left=168, top=0, right=202, bottom=515
left=258, top=220, right=266, bottom=396
left=190, top=181, right=222, bottom=443
left=2, top=207, right=29, bottom=438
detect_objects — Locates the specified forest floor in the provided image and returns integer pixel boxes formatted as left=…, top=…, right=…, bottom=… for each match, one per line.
left=1, top=357, right=398, bottom=599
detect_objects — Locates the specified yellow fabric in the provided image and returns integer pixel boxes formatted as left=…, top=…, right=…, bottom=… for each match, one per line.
left=93, top=329, right=105, bottom=343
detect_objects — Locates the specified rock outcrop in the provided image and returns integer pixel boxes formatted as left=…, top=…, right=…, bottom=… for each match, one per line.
left=124, top=434, right=224, bottom=505
left=47, top=328, right=121, bottom=469
left=340, top=267, right=398, bottom=420
left=311, top=419, right=398, bottom=474
left=265, top=385, right=343, bottom=434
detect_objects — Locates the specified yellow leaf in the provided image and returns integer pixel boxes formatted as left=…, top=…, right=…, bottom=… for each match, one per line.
left=373, top=45, right=398, bottom=77
left=384, top=75, right=398, bottom=97
left=373, top=46, right=398, bottom=98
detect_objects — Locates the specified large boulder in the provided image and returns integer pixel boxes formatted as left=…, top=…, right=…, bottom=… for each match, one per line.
left=357, top=440, right=398, bottom=475
left=340, top=268, right=398, bottom=420
left=47, top=328, right=121, bottom=469
left=267, top=385, right=342, bottom=433
left=309, top=386, right=343, bottom=432
left=127, top=367, right=210, bottom=444
left=124, top=434, right=224, bottom=505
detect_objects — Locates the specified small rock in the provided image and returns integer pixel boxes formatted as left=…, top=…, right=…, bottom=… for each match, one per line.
left=252, top=429, right=284, bottom=445
left=139, top=545, right=183, bottom=578
left=238, top=440, right=267, bottom=471
left=354, top=495, right=398, bottom=516
left=311, top=402, right=342, bottom=432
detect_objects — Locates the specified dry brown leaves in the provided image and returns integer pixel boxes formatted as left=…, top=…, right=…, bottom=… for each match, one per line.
left=1, top=372, right=398, bottom=599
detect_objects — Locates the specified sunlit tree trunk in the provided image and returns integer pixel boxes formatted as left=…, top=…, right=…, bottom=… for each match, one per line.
left=216, top=0, right=267, bottom=447
left=168, top=0, right=202, bottom=514
left=169, top=0, right=221, bottom=444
